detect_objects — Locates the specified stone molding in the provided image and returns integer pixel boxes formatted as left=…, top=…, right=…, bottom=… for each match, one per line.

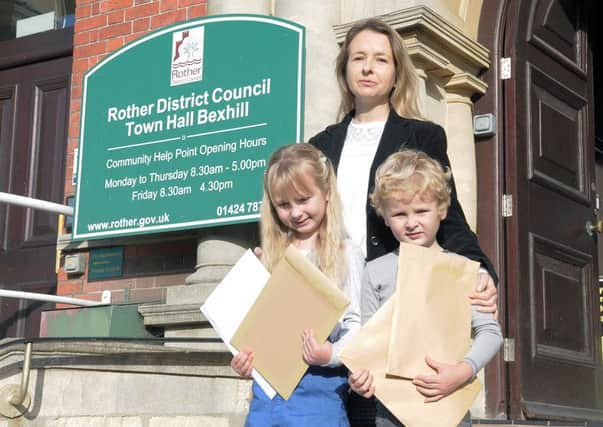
left=333, top=5, right=490, bottom=96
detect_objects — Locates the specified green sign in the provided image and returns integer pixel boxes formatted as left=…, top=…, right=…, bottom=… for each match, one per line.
left=73, top=15, right=305, bottom=240
left=88, top=247, right=124, bottom=280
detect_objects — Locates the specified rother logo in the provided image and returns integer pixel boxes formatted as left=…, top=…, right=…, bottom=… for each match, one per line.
left=170, top=26, right=204, bottom=86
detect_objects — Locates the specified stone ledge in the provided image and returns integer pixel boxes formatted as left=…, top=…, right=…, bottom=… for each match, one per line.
left=138, top=303, right=205, bottom=326
left=0, top=339, right=235, bottom=378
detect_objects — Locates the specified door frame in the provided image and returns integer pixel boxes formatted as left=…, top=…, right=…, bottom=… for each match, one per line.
left=475, top=0, right=514, bottom=419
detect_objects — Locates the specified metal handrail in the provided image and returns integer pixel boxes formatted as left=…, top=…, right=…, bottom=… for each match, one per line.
left=8, top=342, right=31, bottom=406
left=0, top=289, right=107, bottom=307
left=0, top=192, right=73, bottom=216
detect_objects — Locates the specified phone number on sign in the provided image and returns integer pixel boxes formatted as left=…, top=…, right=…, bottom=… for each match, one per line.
left=216, top=201, right=262, bottom=217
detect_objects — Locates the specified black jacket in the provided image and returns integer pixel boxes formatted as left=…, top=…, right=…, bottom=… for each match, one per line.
left=309, top=109, right=497, bottom=282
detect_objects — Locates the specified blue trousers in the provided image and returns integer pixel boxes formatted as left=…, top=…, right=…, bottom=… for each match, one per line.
left=245, top=366, right=350, bottom=427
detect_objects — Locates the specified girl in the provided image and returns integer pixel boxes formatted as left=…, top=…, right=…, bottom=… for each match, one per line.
left=231, top=143, right=364, bottom=427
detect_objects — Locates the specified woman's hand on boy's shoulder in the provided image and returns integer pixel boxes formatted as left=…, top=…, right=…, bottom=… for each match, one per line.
left=412, top=356, right=473, bottom=403
left=469, top=272, right=498, bottom=320
left=348, top=368, right=375, bottom=398
left=230, top=348, right=254, bottom=378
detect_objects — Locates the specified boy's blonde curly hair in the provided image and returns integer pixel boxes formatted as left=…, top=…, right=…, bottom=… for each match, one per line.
left=370, top=149, right=452, bottom=217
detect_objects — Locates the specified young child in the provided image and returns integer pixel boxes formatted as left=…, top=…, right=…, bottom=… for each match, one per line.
left=230, top=143, right=364, bottom=427
left=348, top=149, right=502, bottom=427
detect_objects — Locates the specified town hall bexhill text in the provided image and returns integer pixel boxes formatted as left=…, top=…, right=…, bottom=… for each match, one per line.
left=106, top=78, right=272, bottom=137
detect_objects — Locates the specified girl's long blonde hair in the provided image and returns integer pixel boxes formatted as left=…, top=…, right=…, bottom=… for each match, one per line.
left=335, top=18, right=423, bottom=120
left=260, top=143, right=347, bottom=287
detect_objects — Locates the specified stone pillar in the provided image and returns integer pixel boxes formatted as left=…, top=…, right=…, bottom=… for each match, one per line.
left=274, top=0, right=341, bottom=137
left=207, top=0, right=271, bottom=15
left=185, top=224, right=255, bottom=288
left=444, top=89, right=477, bottom=229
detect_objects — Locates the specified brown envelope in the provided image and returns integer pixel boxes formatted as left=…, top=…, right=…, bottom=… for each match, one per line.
left=230, top=244, right=350, bottom=400
left=339, top=297, right=481, bottom=427
left=339, top=243, right=482, bottom=427
left=387, top=243, right=480, bottom=378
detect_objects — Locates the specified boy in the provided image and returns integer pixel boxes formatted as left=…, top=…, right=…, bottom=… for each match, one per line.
left=348, top=149, right=502, bottom=427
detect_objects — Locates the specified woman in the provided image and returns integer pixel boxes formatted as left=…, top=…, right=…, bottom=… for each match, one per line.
left=309, top=18, right=497, bottom=426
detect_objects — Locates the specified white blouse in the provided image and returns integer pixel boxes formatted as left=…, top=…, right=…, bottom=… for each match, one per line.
left=336, top=120, right=386, bottom=257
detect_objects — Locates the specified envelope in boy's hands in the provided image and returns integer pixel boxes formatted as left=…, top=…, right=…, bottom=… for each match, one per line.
left=387, top=243, right=479, bottom=378
left=339, top=243, right=481, bottom=427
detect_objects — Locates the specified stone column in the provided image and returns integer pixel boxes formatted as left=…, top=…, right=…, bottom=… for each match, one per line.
left=208, top=0, right=271, bottom=15
left=185, top=224, right=255, bottom=288
left=444, top=88, right=478, bottom=229
left=274, top=0, right=341, bottom=137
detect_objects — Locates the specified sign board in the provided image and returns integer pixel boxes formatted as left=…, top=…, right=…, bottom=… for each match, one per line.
left=73, top=15, right=305, bottom=240
left=88, top=247, right=124, bottom=280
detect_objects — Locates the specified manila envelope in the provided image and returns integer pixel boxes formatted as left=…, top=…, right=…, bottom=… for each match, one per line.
left=339, top=297, right=481, bottom=427
left=387, top=243, right=480, bottom=378
left=230, top=244, right=350, bottom=400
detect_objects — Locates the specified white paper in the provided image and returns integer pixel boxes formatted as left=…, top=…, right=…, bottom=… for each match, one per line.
left=200, top=249, right=276, bottom=399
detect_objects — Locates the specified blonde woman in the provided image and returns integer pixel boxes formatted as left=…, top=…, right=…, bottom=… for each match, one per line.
left=309, top=18, right=498, bottom=425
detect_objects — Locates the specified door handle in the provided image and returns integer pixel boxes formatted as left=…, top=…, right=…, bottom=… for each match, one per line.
left=585, top=220, right=603, bottom=236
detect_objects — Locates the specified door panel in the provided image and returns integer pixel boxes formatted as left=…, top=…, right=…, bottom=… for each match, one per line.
left=0, top=56, right=71, bottom=338
left=508, top=0, right=603, bottom=419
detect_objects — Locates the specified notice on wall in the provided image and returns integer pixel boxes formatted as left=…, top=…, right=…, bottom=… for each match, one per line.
left=73, top=15, right=305, bottom=240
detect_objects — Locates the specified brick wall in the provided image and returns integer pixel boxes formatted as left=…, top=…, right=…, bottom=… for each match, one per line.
left=58, top=0, right=208, bottom=304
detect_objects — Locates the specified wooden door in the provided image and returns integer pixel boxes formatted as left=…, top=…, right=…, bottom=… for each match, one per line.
left=505, top=0, right=603, bottom=419
left=0, top=52, right=71, bottom=338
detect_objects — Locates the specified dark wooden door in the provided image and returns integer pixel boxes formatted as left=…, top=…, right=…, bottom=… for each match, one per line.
left=506, top=0, right=603, bottom=420
left=0, top=55, right=71, bottom=338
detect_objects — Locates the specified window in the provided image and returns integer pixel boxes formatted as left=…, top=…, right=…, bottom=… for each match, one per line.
left=0, top=0, right=75, bottom=41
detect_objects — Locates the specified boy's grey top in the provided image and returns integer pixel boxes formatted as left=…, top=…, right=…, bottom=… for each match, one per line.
left=362, top=251, right=502, bottom=376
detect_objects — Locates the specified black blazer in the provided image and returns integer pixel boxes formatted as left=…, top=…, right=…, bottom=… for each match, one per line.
left=309, top=109, right=497, bottom=282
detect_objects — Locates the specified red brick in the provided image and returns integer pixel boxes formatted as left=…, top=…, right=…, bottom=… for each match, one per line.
left=107, top=290, right=125, bottom=304
left=69, top=113, right=81, bottom=129
left=71, top=84, right=83, bottom=99
left=92, top=2, right=100, bottom=14
left=160, top=0, right=178, bottom=12
left=75, top=41, right=107, bottom=58
left=100, top=0, right=133, bottom=13
left=187, top=3, right=206, bottom=18
left=151, top=10, right=185, bottom=29
left=132, top=17, right=150, bottom=32
left=70, top=99, right=81, bottom=112
left=70, top=293, right=105, bottom=304
left=86, top=278, right=135, bottom=293
left=107, top=10, right=125, bottom=25
left=129, top=287, right=166, bottom=303
left=90, top=30, right=99, bottom=42
left=179, top=0, right=201, bottom=7
left=75, top=15, right=107, bottom=32
left=74, top=31, right=91, bottom=45
left=125, top=2, right=160, bottom=20
left=99, top=22, right=132, bottom=39
left=58, top=280, right=83, bottom=296
left=124, top=34, right=142, bottom=44
left=73, top=58, right=89, bottom=73
left=75, top=4, right=91, bottom=19
left=106, top=37, right=125, bottom=52
left=134, top=277, right=155, bottom=288
left=154, top=273, right=187, bottom=287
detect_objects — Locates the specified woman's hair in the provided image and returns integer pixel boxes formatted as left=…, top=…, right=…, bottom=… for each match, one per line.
left=370, top=149, right=451, bottom=217
left=335, top=18, right=423, bottom=120
left=260, top=143, right=347, bottom=287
